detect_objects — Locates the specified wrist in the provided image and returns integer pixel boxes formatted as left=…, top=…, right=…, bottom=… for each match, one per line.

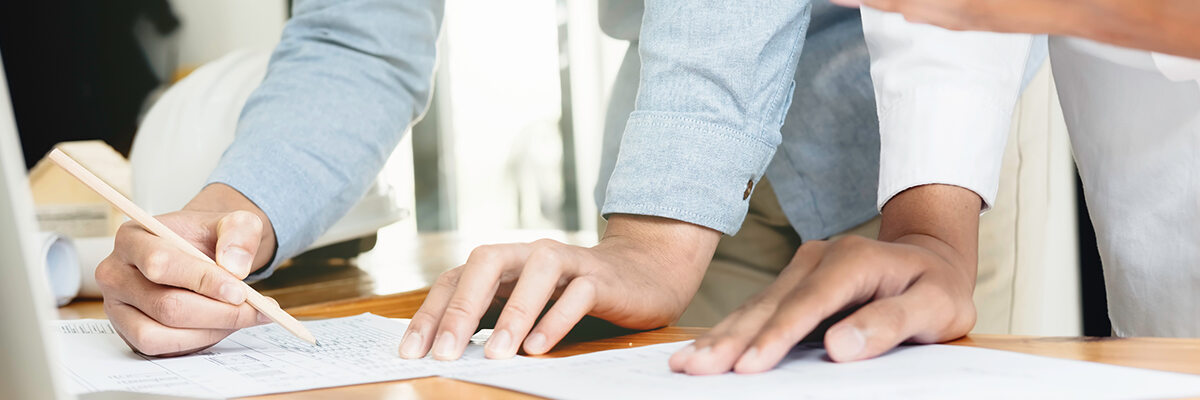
left=599, top=214, right=721, bottom=274
left=184, top=183, right=277, bottom=269
left=878, top=184, right=980, bottom=274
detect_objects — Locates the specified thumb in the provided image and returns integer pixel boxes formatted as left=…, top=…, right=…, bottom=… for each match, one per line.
left=824, top=282, right=972, bottom=362
left=214, top=210, right=265, bottom=278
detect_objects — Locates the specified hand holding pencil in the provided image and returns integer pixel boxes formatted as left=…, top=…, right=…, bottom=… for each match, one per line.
left=49, top=148, right=317, bottom=356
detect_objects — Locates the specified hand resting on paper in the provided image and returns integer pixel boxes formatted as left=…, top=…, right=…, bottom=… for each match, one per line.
left=398, top=214, right=720, bottom=361
left=670, top=184, right=981, bottom=374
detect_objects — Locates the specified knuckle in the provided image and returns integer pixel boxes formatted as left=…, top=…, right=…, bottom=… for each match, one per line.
left=152, top=293, right=185, bottom=326
left=527, top=247, right=563, bottom=271
left=225, top=211, right=263, bottom=233
left=828, top=236, right=858, bottom=255
left=226, top=306, right=249, bottom=329
left=709, top=335, right=746, bottom=354
left=467, top=245, right=500, bottom=264
left=94, top=259, right=120, bottom=288
left=569, top=276, right=598, bottom=299
left=195, top=268, right=218, bottom=293
left=501, top=301, right=539, bottom=322
left=127, top=325, right=164, bottom=355
left=432, top=271, right=460, bottom=291
left=141, top=250, right=173, bottom=282
left=745, top=299, right=779, bottom=318
left=115, top=221, right=141, bottom=238
left=409, top=308, right=440, bottom=327
left=755, top=327, right=790, bottom=347
left=539, top=307, right=570, bottom=328
left=442, top=300, right=476, bottom=321
left=409, top=309, right=434, bottom=325
left=530, top=238, right=561, bottom=251
left=950, top=306, right=977, bottom=334
left=734, top=293, right=778, bottom=317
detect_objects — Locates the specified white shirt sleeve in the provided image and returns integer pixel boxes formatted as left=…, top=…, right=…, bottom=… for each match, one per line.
left=860, top=7, right=1034, bottom=212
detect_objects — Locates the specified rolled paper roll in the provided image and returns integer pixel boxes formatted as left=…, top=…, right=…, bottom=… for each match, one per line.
left=39, top=232, right=81, bottom=306
left=71, top=236, right=113, bottom=299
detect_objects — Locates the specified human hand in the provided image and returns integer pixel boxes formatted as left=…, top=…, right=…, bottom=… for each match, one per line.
left=96, top=184, right=278, bottom=356
left=668, top=235, right=976, bottom=374
left=670, top=184, right=981, bottom=374
left=398, top=215, right=721, bottom=361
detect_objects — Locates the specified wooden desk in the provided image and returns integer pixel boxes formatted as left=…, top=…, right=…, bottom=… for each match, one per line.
left=59, top=289, right=1200, bottom=399
left=57, top=230, right=1200, bottom=399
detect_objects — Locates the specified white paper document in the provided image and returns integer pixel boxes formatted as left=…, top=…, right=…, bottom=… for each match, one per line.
left=451, top=341, right=1200, bottom=399
left=57, top=313, right=528, bottom=398
left=58, top=314, right=1200, bottom=399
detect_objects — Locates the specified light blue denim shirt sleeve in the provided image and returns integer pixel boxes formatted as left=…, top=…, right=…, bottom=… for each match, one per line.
left=601, top=1, right=813, bottom=235
left=206, top=0, right=443, bottom=281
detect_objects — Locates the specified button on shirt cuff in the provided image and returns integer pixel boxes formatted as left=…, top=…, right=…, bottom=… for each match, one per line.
left=601, top=112, right=778, bottom=235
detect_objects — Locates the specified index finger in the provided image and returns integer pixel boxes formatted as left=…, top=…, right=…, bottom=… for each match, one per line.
left=429, top=244, right=533, bottom=360
left=732, top=266, right=865, bottom=374
left=116, top=227, right=246, bottom=305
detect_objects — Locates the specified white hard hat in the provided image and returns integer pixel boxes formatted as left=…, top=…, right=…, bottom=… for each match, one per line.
left=130, top=49, right=413, bottom=252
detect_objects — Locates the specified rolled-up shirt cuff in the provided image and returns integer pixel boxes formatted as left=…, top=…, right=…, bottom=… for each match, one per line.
left=207, top=143, right=308, bottom=282
left=876, top=89, right=1012, bottom=213
left=601, top=112, right=778, bottom=235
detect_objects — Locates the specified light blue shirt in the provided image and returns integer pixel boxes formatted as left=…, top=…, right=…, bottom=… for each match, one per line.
left=212, top=0, right=1014, bottom=280
left=209, top=0, right=883, bottom=280
left=207, top=0, right=443, bottom=280
left=597, top=0, right=880, bottom=242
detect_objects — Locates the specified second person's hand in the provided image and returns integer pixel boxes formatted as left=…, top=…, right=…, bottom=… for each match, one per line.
left=669, top=184, right=983, bottom=375
left=398, top=214, right=721, bottom=361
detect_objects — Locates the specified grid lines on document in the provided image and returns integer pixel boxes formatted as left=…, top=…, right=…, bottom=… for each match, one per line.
left=58, top=320, right=117, bottom=334
left=232, top=316, right=410, bottom=377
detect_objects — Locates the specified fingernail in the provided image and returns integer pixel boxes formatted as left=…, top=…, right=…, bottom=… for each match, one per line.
left=219, top=281, right=246, bottom=304
left=485, top=329, right=512, bottom=358
left=828, top=326, right=866, bottom=361
left=524, top=332, right=547, bottom=354
left=219, top=247, right=253, bottom=275
left=674, top=344, right=697, bottom=363
left=399, top=331, right=423, bottom=359
left=257, top=312, right=271, bottom=324
left=741, top=347, right=758, bottom=363
left=734, top=346, right=770, bottom=374
left=432, top=331, right=457, bottom=360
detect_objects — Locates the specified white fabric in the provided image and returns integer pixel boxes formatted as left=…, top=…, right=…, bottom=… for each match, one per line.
left=863, top=8, right=1200, bottom=337
left=861, top=8, right=1033, bottom=212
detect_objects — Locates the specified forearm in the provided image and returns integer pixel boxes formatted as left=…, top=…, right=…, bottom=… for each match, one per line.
left=601, top=1, right=812, bottom=236
left=184, top=183, right=277, bottom=270
left=209, top=0, right=443, bottom=276
left=878, top=184, right=980, bottom=278
left=1065, top=0, right=1200, bottom=58
left=857, top=0, right=1200, bottom=58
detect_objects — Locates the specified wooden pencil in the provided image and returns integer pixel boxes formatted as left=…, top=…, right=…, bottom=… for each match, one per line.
left=47, top=148, right=317, bottom=345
